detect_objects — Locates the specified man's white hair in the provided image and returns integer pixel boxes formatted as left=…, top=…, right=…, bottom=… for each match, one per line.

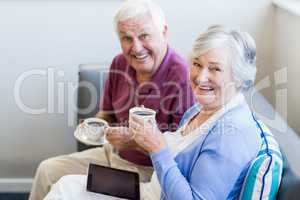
left=113, top=0, right=167, bottom=34
left=190, top=25, right=257, bottom=91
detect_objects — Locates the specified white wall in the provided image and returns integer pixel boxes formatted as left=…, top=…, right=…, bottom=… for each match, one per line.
left=273, top=5, right=300, bottom=137
left=0, top=0, right=275, bottom=186
left=0, top=1, right=121, bottom=180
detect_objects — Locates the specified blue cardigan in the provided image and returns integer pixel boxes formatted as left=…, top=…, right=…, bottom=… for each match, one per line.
left=150, top=101, right=261, bottom=200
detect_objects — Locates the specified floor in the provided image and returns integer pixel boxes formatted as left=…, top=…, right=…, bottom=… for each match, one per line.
left=0, top=193, right=29, bottom=200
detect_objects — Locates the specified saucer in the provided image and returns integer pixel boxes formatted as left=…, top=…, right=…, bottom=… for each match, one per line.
left=74, top=118, right=108, bottom=146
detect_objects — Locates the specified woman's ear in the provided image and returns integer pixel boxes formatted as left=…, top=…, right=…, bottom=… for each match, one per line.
left=235, top=78, right=243, bottom=90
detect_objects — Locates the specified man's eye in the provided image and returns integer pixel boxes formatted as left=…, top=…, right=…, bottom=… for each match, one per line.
left=193, top=62, right=202, bottom=68
left=122, top=36, right=132, bottom=42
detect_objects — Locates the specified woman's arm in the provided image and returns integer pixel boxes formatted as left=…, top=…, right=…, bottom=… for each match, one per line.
left=151, top=123, right=259, bottom=200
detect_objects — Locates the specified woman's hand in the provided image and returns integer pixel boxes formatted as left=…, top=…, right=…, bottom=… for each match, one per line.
left=129, top=115, right=167, bottom=154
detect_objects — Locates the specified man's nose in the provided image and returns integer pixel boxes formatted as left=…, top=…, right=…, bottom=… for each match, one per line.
left=132, top=39, right=143, bottom=52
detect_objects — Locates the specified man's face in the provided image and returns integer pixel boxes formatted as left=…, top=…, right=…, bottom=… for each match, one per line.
left=117, top=13, right=168, bottom=78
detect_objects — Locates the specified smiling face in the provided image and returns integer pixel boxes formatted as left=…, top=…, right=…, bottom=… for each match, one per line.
left=190, top=48, right=238, bottom=111
left=117, top=13, right=168, bottom=81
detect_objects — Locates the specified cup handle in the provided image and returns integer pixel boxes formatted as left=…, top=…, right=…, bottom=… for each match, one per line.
left=103, top=124, right=110, bottom=135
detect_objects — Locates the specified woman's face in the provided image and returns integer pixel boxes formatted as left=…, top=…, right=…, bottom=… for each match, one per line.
left=190, top=48, right=238, bottom=111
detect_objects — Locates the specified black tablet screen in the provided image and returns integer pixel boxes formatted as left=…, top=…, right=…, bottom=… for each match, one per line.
left=87, top=163, right=140, bottom=200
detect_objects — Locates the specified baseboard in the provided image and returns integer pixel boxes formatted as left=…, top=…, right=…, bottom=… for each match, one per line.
left=0, top=178, right=33, bottom=192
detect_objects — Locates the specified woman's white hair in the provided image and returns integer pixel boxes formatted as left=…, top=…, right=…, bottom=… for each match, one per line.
left=113, top=0, right=167, bottom=34
left=190, top=25, right=257, bottom=91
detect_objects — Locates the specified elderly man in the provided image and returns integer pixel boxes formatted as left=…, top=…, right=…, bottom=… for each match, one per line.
left=29, top=0, right=194, bottom=199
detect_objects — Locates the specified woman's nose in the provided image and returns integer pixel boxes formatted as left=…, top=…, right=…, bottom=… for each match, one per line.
left=196, top=68, right=209, bottom=83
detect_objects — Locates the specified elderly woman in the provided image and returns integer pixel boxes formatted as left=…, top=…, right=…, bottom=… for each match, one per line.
left=45, top=26, right=278, bottom=200
left=131, top=25, right=262, bottom=200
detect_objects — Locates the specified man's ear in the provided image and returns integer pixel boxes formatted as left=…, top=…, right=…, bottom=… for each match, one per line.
left=162, top=25, right=168, bottom=39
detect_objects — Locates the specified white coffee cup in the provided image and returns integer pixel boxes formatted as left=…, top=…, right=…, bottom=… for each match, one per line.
left=81, top=118, right=108, bottom=142
left=129, top=106, right=156, bottom=124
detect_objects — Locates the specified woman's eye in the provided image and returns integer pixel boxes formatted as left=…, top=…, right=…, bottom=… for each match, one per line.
left=140, top=34, right=149, bottom=40
left=213, top=67, right=221, bottom=72
left=209, top=66, right=221, bottom=72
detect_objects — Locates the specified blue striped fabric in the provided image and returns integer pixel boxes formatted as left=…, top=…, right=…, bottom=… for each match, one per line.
left=239, top=114, right=283, bottom=200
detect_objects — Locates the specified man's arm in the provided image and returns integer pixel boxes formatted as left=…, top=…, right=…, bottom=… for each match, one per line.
left=95, top=111, right=115, bottom=125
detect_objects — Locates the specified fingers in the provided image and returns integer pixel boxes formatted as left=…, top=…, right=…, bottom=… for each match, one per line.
left=105, top=127, right=123, bottom=141
left=105, top=126, right=132, bottom=143
left=129, top=117, right=140, bottom=130
left=130, top=114, right=143, bottom=124
left=130, top=115, right=155, bottom=129
left=129, top=127, right=137, bottom=140
left=128, top=119, right=140, bottom=140
left=129, top=118, right=149, bottom=137
left=105, top=127, right=119, bottom=135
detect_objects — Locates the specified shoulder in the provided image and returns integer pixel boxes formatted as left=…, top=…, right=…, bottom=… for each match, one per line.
left=107, top=54, right=130, bottom=82
left=204, top=102, right=261, bottom=162
left=164, top=48, right=189, bottom=83
left=216, top=102, right=259, bottom=134
left=110, top=54, right=128, bottom=71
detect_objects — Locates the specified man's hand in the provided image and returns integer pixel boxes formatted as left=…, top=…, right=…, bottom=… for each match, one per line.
left=95, top=111, right=115, bottom=124
left=105, top=126, right=135, bottom=150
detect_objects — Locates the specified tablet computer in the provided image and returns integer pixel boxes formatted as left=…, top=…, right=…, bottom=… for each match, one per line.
left=87, top=163, right=140, bottom=200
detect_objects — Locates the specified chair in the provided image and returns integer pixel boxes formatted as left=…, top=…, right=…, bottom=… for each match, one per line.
left=77, top=64, right=108, bottom=151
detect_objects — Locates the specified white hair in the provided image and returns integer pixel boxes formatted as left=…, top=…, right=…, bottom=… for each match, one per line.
left=190, top=25, right=257, bottom=91
left=113, top=0, right=167, bottom=34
